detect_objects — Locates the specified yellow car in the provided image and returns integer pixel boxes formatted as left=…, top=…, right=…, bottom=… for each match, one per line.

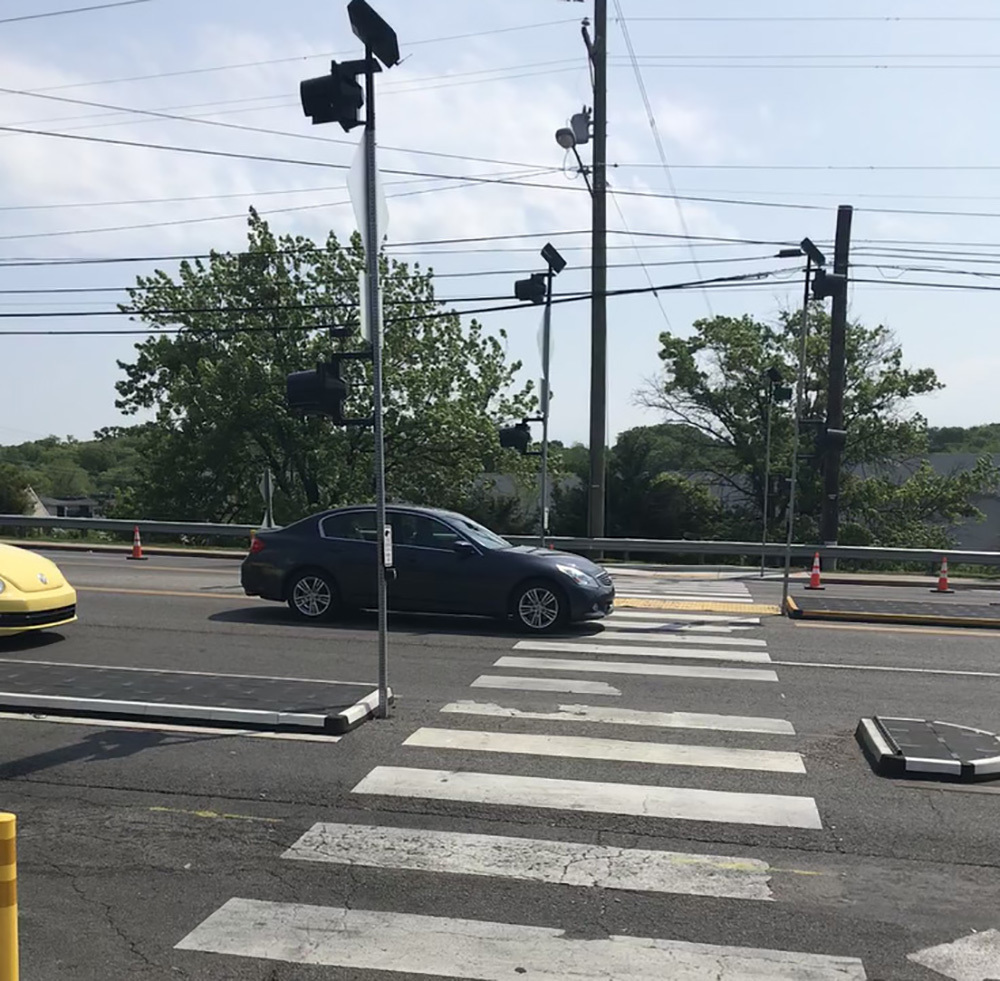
left=0, top=543, right=77, bottom=637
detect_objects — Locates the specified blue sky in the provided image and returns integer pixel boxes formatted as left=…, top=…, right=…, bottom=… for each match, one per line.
left=2, top=0, right=1000, bottom=448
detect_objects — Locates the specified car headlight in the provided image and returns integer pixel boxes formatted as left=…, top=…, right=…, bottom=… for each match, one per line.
left=0, top=578, right=4, bottom=594
left=556, top=563, right=596, bottom=587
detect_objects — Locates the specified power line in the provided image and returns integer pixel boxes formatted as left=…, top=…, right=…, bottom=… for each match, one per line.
left=0, top=0, right=150, bottom=25
left=627, top=16, right=1000, bottom=23
left=612, top=0, right=711, bottom=317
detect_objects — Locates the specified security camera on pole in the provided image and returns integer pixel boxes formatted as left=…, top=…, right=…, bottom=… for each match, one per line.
left=293, top=0, right=399, bottom=719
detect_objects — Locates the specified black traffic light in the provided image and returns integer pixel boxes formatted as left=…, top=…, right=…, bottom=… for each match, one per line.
left=514, top=273, right=547, bottom=305
left=499, top=421, right=532, bottom=455
left=822, top=428, right=848, bottom=451
left=300, top=60, right=366, bottom=131
left=286, top=356, right=372, bottom=427
left=811, top=267, right=847, bottom=300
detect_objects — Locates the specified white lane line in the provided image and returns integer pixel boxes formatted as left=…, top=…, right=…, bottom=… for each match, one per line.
left=470, top=675, right=621, bottom=696
left=513, top=641, right=772, bottom=664
left=352, top=766, right=824, bottom=829
left=439, top=700, right=796, bottom=735
left=495, top=656, right=779, bottom=683
left=282, top=822, right=775, bottom=900
left=176, top=899, right=865, bottom=978
left=520, top=632, right=767, bottom=648
left=618, top=592, right=754, bottom=603
left=597, top=623, right=753, bottom=635
left=608, top=611, right=761, bottom=624
left=771, top=660, right=1000, bottom=679
left=403, top=727, right=806, bottom=774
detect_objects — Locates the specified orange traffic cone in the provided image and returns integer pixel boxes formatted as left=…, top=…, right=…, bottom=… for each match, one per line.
left=930, top=555, right=954, bottom=593
left=127, top=524, right=147, bottom=561
left=804, top=551, right=824, bottom=590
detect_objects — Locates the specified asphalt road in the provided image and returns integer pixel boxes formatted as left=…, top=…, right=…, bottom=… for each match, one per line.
left=2, top=550, right=1000, bottom=979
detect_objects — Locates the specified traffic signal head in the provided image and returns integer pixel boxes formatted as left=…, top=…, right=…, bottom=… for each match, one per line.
left=514, top=273, right=547, bottom=304
left=300, top=62, right=364, bottom=130
left=499, top=421, right=532, bottom=455
left=811, top=267, right=847, bottom=300
left=285, top=358, right=375, bottom=427
left=822, top=428, right=848, bottom=451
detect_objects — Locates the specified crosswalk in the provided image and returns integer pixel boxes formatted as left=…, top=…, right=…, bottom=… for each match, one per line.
left=611, top=572, right=757, bottom=604
left=175, top=599, right=871, bottom=979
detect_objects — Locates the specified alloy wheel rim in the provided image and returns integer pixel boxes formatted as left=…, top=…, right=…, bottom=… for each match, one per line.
left=294, top=576, right=331, bottom=617
left=518, top=587, right=559, bottom=630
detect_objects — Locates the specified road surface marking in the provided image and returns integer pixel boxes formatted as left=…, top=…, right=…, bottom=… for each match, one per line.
left=525, top=632, right=767, bottom=648
left=597, top=623, right=752, bottom=635
left=0, top=656, right=375, bottom=687
left=469, top=675, right=621, bottom=696
left=794, top=621, right=1000, bottom=639
left=616, top=598, right=781, bottom=614
left=149, top=806, right=283, bottom=824
left=282, top=822, right=774, bottom=900
left=495, top=655, right=779, bottom=682
left=176, top=899, right=865, bottom=978
left=770, top=660, right=1000, bottom=679
left=0, top=711, right=341, bottom=742
left=618, top=592, right=754, bottom=603
left=439, top=700, right=796, bottom=735
left=907, top=928, right=1000, bottom=980
left=403, top=727, right=806, bottom=773
left=514, top=641, right=771, bottom=664
left=352, top=766, right=823, bottom=829
left=76, top=585, right=264, bottom=601
left=607, top=611, right=761, bottom=625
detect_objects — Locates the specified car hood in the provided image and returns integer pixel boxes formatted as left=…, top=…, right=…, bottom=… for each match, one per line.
left=0, top=543, right=69, bottom=593
left=509, top=546, right=609, bottom=579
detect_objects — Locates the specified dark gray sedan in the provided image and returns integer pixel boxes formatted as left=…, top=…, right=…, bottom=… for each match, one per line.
left=240, top=505, right=615, bottom=632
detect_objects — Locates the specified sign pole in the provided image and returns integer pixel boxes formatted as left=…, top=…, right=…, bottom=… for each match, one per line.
left=363, top=45, right=390, bottom=718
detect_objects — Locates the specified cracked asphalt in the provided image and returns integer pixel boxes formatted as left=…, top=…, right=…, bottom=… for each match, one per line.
left=1, top=552, right=1000, bottom=978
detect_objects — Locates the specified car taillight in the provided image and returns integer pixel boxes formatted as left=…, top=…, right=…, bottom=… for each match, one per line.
left=250, top=538, right=265, bottom=553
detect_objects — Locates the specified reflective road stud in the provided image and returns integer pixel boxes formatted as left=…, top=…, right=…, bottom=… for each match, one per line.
left=0, top=812, right=17, bottom=981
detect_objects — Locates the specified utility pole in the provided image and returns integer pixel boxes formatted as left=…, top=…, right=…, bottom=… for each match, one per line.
left=819, top=205, right=853, bottom=549
left=583, top=0, right=608, bottom=540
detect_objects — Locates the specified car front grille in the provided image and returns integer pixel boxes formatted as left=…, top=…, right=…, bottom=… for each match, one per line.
left=597, top=572, right=613, bottom=587
left=0, top=604, right=76, bottom=628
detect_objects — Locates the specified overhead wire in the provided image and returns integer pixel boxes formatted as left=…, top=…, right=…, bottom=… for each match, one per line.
left=0, top=0, right=150, bottom=24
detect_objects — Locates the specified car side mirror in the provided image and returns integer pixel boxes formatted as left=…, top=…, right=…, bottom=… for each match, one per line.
left=452, top=540, right=476, bottom=558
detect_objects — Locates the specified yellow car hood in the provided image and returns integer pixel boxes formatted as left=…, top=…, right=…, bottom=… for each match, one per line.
left=0, top=543, right=69, bottom=593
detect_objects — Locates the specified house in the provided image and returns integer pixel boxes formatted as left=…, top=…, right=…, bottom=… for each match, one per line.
left=34, top=494, right=101, bottom=519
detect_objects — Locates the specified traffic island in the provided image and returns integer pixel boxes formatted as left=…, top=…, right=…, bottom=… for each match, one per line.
left=786, top=594, right=1000, bottom=628
left=0, top=660, right=389, bottom=735
left=857, top=716, right=1000, bottom=782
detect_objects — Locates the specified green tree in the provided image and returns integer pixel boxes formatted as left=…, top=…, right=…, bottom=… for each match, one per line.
left=927, top=424, right=1000, bottom=454
left=638, top=307, right=994, bottom=545
left=113, top=210, right=535, bottom=523
left=0, top=464, right=30, bottom=515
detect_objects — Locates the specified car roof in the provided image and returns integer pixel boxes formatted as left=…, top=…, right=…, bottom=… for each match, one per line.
left=320, top=503, right=458, bottom=519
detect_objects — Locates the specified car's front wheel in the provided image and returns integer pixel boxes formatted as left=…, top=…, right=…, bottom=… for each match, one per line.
left=512, top=579, right=567, bottom=633
left=287, top=570, right=340, bottom=622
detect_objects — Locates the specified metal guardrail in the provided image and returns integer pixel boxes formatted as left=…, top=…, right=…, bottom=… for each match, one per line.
left=2, top=515, right=999, bottom=566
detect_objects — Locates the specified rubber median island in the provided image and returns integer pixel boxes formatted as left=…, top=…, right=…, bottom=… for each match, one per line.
left=786, top=594, right=1000, bottom=628
left=0, top=659, right=387, bottom=734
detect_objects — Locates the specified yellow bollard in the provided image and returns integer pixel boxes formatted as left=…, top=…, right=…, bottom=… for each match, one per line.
left=0, top=812, right=16, bottom=981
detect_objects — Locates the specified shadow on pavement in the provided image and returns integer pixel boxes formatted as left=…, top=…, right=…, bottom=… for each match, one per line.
left=0, top=630, right=70, bottom=654
left=0, top=727, right=221, bottom=780
left=208, top=605, right=611, bottom=640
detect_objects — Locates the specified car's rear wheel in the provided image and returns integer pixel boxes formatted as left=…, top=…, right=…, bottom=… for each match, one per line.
left=512, top=579, right=567, bottom=633
left=287, top=570, right=340, bottom=622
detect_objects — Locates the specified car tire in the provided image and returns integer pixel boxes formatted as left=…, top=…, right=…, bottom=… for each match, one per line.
left=512, top=579, right=568, bottom=633
left=287, top=569, right=341, bottom=622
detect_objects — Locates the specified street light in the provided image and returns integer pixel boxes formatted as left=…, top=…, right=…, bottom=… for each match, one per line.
left=779, top=239, right=827, bottom=611
left=555, top=118, right=594, bottom=195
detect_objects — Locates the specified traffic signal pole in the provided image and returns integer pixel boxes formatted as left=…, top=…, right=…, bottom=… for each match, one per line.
left=819, top=205, right=853, bottom=552
left=362, top=47, right=390, bottom=720
left=586, top=0, right=608, bottom=541
left=539, top=268, right=554, bottom=546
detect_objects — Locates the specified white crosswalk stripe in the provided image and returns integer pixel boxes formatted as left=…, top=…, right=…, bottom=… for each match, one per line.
left=352, top=766, right=824, bottom=828
left=439, top=699, right=797, bottom=735
left=495, top=655, right=780, bottom=681
left=176, top=899, right=867, bottom=979
left=281, top=822, right=776, bottom=900
left=513, top=640, right=772, bottom=663
left=175, top=604, right=869, bottom=979
left=403, top=726, right=806, bottom=773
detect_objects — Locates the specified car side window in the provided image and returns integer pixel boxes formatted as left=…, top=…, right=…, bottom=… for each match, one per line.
left=390, top=513, right=461, bottom=551
left=321, top=511, right=377, bottom=543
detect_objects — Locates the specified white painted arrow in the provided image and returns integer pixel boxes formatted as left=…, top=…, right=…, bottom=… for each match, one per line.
left=908, top=929, right=1000, bottom=980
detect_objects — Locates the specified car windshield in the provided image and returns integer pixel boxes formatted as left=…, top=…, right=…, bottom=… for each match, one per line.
left=446, top=513, right=511, bottom=550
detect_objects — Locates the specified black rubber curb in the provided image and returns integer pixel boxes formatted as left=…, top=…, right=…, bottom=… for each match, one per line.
left=0, top=687, right=391, bottom=736
left=856, top=717, right=1000, bottom=782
